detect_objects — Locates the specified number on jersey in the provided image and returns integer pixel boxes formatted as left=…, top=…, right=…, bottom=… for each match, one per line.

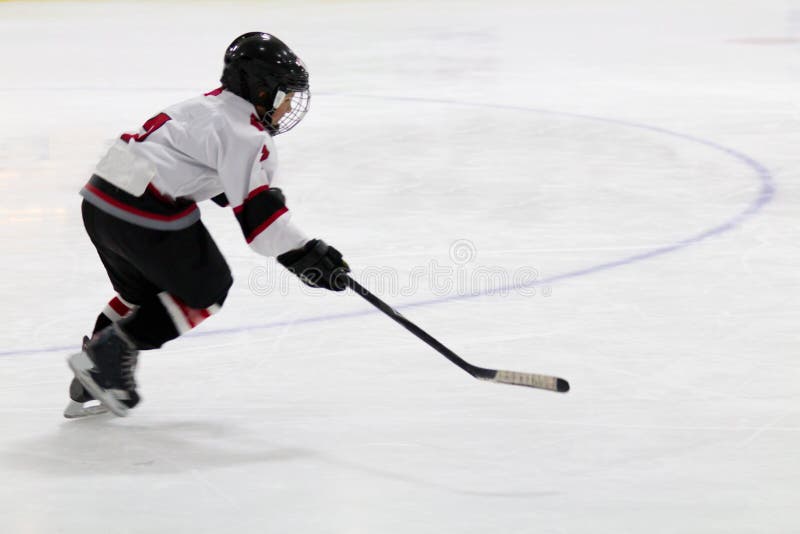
left=121, top=113, right=171, bottom=143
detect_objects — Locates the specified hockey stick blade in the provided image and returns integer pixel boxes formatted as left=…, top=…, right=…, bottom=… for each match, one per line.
left=345, top=275, right=570, bottom=394
left=478, top=368, right=570, bottom=392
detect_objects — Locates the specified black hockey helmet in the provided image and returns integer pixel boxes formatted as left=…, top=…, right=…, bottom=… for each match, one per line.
left=221, top=32, right=310, bottom=135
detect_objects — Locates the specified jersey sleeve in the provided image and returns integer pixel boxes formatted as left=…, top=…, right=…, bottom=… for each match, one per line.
left=212, top=113, right=308, bottom=257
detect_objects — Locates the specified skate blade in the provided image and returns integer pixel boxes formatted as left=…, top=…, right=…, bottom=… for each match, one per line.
left=67, top=351, right=129, bottom=418
left=63, top=399, right=109, bottom=419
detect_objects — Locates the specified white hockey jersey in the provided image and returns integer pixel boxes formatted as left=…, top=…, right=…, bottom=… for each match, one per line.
left=80, top=87, right=308, bottom=257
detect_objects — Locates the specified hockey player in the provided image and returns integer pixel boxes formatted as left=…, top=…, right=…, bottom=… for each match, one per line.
left=65, top=32, right=349, bottom=418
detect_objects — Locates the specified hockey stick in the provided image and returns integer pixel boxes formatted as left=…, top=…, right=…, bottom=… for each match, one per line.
left=345, top=276, right=570, bottom=393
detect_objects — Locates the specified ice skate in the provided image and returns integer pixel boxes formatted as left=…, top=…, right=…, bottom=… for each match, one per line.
left=63, top=337, right=109, bottom=418
left=67, top=325, right=141, bottom=417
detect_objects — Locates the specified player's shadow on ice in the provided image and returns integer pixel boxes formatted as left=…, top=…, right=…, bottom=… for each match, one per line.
left=7, top=419, right=557, bottom=498
left=5, top=418, right=313, bottom=476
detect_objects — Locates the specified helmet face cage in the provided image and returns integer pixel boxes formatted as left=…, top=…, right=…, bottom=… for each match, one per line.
left=266, top=89, right=310, bottom=135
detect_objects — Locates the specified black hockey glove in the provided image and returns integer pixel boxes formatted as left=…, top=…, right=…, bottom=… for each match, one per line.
left=277, top=239, right=350, bottom=291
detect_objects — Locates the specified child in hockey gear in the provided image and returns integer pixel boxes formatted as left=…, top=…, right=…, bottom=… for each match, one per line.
left=66, top=32, right=350, bottom=418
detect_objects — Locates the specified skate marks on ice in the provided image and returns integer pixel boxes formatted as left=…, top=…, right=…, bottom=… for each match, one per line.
left=1, top=419, right=312, bottom=476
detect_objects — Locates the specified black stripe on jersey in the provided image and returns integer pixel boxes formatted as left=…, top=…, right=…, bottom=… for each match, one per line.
left=233, top=186, right=288, bottom=243
left=86, top=175, right=197, bottom=217
left=81, top=175, right=200, bottom=230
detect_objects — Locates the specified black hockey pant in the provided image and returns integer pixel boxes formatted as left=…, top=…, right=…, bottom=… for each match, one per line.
left=82, top=200, right=233, bottom=349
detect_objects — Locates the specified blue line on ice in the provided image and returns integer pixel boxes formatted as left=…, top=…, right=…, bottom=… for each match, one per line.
left=0, top=94, right=775, bottom=358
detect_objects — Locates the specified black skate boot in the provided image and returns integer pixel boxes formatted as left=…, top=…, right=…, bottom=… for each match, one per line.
left=67, top=325, right=141, bottom=417
left=63, top=337, right=110, bottom=418
left=64, top=334, right=142, bottom=418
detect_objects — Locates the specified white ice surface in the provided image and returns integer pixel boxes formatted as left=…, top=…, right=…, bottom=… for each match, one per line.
left=0, top=1, right=798, bottom=533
